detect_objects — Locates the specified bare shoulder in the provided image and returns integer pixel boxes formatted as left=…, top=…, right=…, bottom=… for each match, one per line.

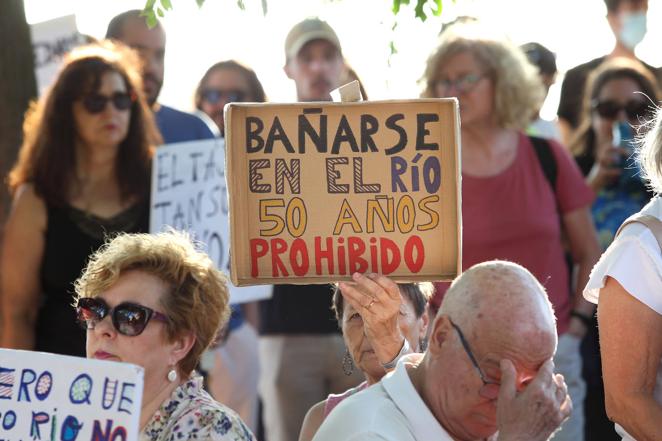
left=8, top=183, right=47, bottom=231
left=299, top=400, right=327, bottom=441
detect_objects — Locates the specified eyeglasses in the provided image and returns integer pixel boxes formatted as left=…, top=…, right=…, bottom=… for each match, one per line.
left=81, top=92, right=135, bottom=114
left=591, top=99, right=650, bottom=121
left=201, top=88, right=247, bottom=104
left=435, top=73, right=486, bottom=95
left=450, top=319, right=500, bottom=396
left=76, top=297, right=168, bottom=337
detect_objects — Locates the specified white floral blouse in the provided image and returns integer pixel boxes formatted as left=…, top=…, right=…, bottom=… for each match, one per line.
left=140, top=376, right=256, bottom=441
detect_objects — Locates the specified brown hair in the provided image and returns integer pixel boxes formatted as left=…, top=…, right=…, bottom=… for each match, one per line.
left=74, top=231, right=230, bottom=376
left=569, top=57, right=659, bottom=157
left=8, top=40, right=160, bottom=205
left=194, top=60, right=267, bottom=109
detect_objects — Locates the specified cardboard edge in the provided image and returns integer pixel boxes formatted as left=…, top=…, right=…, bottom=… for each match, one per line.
left=233, top=273, right=456, bottom=286
left=453, top=98, right=463, bottom=280
left=228, top=98, right=461, bottom=284
left=224, top=104, right=242, bottom=286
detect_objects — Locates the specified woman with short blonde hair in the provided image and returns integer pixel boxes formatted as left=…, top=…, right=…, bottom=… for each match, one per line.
left=75, top=231, right=255, bottom=440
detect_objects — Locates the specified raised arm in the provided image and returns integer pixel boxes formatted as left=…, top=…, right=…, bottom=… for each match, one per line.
left=1, top=184, right=47, bottom=348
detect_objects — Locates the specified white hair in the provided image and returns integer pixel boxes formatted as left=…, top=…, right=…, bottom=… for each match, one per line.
left=637, top=106, right=662, bottom=194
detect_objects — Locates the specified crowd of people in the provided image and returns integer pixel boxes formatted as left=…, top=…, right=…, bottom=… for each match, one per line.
left=1, top=0, right=661, bottom=440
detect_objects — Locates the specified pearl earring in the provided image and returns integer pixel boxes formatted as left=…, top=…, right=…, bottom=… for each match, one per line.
left=167, top=369, right=177, bottom=382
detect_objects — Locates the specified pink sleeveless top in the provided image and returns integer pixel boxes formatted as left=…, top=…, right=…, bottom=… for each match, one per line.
left=323, top=381, right=369, bottom=417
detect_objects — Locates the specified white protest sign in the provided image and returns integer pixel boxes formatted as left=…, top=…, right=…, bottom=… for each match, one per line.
left=0, top=349, right=143, bottom=440
left=150, top=138, right=272, bottom=304
left=30, top=15, right=85, bottom=96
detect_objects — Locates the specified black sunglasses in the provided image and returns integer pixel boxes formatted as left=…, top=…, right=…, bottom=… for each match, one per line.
left=591, top=99, right=650, bottom=121
left=76, top=297, right=168, bottom=337
left=201, top=88, right=247, bottom=104
left=81, top=92, right=135, bottom=114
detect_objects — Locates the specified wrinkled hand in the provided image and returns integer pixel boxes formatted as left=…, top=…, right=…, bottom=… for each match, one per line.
left=338, top=273, right=406, bottom=366
left=496, top=359, right=572, bottom=441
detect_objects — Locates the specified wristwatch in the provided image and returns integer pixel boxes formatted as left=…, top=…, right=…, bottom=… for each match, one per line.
left=381, top=338, right=411, bottom=370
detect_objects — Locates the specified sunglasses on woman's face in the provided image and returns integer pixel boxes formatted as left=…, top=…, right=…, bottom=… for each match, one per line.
left=591, top=99, right=650, bottom=121
left=76, top=297, right=168, bottom=337
left=81, top=91, right=135, bottom=114
left=201, top=88, right=247, bottom=104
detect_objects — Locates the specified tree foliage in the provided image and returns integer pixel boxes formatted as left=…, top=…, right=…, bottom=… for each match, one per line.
left=141, top=0, right=445, bottom=27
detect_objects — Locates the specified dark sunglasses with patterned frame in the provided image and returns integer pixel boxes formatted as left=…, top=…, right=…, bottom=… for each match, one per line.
left=76, top=297, right=168, bottom=337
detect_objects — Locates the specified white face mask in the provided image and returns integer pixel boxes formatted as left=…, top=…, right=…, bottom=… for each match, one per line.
left=619, top=11, right=647, bottom=50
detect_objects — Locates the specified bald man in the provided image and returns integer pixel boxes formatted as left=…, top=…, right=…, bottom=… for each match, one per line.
left=312, top=261, right=572, bottom=441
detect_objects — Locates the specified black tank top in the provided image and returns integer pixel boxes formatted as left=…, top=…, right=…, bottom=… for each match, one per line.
left=35, top=200, right=149, bottom=356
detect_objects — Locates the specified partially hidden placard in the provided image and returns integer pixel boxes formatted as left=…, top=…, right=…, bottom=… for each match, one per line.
left=150, top=138, right=271, bottom=303
left=0, top=349, right=143, bottom=440
left=225, top=99, right=462, bottom=286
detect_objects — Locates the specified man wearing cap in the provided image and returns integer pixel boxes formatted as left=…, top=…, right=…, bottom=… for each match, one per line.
left=257, top=17, right=362, bottom=441
left=283, top=17, right=346, bottom=101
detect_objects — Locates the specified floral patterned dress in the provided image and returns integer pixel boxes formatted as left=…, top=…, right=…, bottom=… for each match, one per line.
left=140, top=376, right=256, bottom=441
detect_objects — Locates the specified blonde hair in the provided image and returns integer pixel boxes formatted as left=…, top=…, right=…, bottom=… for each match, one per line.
left=637, top=107, right=662, bottom=194
left=421, top=22, right=544, bottom=130
left=74, top=231, right=230, bottom=375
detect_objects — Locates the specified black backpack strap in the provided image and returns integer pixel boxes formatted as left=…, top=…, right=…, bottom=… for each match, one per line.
left=529, top=135, right=557, bottom=195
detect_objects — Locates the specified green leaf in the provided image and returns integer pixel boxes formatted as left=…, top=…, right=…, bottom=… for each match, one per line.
left=143, top=0, right=157, bottom=11
left=414, top=0, right=427, bottom=21
left=144, top=11, right=158, bottom=28
left=392, top=0, right=410, bottom=15
left=196, top=0, right=205, bottom=7
left=236, top=0, right=246, bottom=10
left=261, top=0, right=268, bottom=15
left=432, top=0, right=443, bottom=16
left=160, top=0, right=173, bottom=10
left=157, top=7, right=165, bottom=17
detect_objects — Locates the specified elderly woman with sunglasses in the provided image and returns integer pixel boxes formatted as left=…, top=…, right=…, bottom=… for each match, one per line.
left=1, top=41, right=159, bottom=356
left=298, top=273, right=432, bottom=441
left=422, top=21, right=601, bottom=441
left=74, top=231, right=255, bottom=440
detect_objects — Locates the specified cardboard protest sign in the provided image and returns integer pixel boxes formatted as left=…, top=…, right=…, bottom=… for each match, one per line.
left=0, top=349, right=143, bottom=440
left=225, top=99, right=461, bottom=286
left=31, top=15, right=85, bottom=96
left=150, top=138, right=271, bottom=303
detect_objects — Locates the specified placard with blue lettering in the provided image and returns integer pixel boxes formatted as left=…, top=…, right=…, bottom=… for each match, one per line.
left=149, top=138, right=271, bottom=303
left=225, top=99, right=462, bottom=285
left=0, top=349, right=143, bottom=441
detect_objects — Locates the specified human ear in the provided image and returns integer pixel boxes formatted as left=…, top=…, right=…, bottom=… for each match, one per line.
left=418, top=306, right=431, bottom=344
left=427, top=315, right=452, bottom=355
left=283, top=62, right=293, bottom=80
left=169, top=331, right=196, bottom=366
